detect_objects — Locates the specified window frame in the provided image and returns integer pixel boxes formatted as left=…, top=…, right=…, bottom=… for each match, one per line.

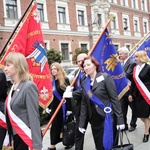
left=111, top=16, right=117, bottom=29
left=123, top=18, right=128, bottom=29
left=58, top=6, right=66, bottom=24
left=79, top=41, right=90, bottom=50
left=134, top=20, right=138, bottom=32
left=56, top=0, right=70, bottom=30
left=76, top=3, right=88, bottom=32
left=6, top=0, right=18, bottom=19
left=61, top=43, right=69, bottom=61
left=143, top=18, right=149, bottom=34
left=108, top=0, right=117, bottom=3
left=125, top=44, right=131, bottom=51
left=59, top=40, right=71, bottom=61
left=37, top=3, right=44, bottom=21
left=131, top=0, right=139, bottom=9
left=133, top=16, right=140, bottom=33
left=78, top=10, right=85, bottom=26
left=141, top=0, right=147, bottom=11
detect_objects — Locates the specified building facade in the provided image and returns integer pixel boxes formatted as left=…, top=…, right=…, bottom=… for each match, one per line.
left=0, top=0, right=149, bottom=65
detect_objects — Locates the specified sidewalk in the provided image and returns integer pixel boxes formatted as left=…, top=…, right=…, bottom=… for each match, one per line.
left=42, top=108, right=150, bottom=150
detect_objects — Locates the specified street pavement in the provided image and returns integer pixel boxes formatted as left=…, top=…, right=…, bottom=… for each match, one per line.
left=42, top=108, right=150, bottom=150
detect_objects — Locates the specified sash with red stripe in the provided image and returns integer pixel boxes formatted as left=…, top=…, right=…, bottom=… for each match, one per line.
left=133, top=66, right=150, bottom=105
left=6, top=85, right=33, bottom=150
left=0, top=111, right=7, bottom=129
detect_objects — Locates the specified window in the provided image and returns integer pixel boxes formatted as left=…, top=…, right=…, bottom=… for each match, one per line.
left=97, top=14, right=102, bottom=27
left=93, top=14, right=102, bottom=27
left=58, top=7, right=66, bottom=24
left=132, top=0, right=136, bottom=8
left=133, top=17, right=140, bottom=35
left=143, top=22, right=147, bottom=33
left=108, top=0, right=117, bottom=3
left=76, top=4, right=88, bottom=32
left=61, top=43, right=69, bottom=60
left=121, top=0, right=126, bottom=6
left=37, top=3, right=44, bottom=21
left=122, top=15, right=130, bottom=35
left=141, top=0, right=145, bottom=11
left=131, top=0, right=139, bottom=9
left=126, top=45, right=131, bottom=51
left=123, top=18, right=128, bottom=30
left=114, top=45, right=119, bottom=51
left=134, top=20, right=138, bottom=32
left=81, top=44, right=87, bottom=49
left=56, top=1, right=70, bottom=30
left=6, top=0, right=18, bottom=19
left=110, top=12, right=119, bottom=32
left=78, top=10, right=84, bottom=26
left=108, top=0, right=114, bottom=2
left=111, top=16, right=116, bottom=29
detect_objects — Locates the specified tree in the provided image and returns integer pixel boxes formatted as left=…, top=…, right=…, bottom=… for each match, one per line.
left=72, top=47, right=88, bottom=64
left=47, top=48, right=62, bottom=65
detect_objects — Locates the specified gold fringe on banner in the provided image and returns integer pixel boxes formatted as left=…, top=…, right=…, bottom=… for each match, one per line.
left=2, top=146, right=13, bottom=150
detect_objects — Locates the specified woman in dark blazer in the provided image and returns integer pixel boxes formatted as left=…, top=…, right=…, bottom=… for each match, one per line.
left=4, top=52, right=42, bottom=150
left=46, top=62, right=72, bottom=150
left=0, top=68, right=7, bottom=150
left=73, top=56, right=124, bottom=150
left=128, top=50, right=150, bottom=142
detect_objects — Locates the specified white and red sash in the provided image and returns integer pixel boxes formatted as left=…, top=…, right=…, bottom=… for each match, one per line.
left=0, top=110, right=9, bottom=146
left=133, top=66, right=150, bottom=105
left=5, top=85, right=33, bottom=150
left=0, top=111, right=7, bottom=129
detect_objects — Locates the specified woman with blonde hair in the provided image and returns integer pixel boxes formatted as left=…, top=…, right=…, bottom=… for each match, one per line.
left=46, top=62, right=72, bottom=150
left=129, top=50, right=150, bottom=142
left=4, top=52, right=42, bottom=150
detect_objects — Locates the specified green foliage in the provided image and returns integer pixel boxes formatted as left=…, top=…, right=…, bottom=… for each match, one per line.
left=46, top=48, right=62, bottom=65
left=73, top=47, right=88, bottom=64
left=39, top=106, right=51, bottom=126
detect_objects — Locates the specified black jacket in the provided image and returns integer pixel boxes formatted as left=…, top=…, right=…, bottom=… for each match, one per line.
left=0, top=69, right=7, bottom=113
left=79, top=72, right=124, bottom=128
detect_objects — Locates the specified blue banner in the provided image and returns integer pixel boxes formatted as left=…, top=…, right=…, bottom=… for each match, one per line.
left=91, top=28, right=128, bottom=98
left=130, top=35, right=150, bottom=59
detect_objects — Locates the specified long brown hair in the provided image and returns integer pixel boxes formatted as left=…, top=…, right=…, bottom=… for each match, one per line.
left=50, top=62, right=67, bottom=90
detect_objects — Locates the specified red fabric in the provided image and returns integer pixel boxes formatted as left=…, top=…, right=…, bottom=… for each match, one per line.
left=0, top=111, right=7, bottom=129
left=0, top=2, right=52, bottom=109
left=0, top=120, right=7, bottom=129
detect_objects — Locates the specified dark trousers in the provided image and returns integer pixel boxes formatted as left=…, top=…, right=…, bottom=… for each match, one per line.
left=90, top=115, right=118, bottom=150
left=13, top=134, right=28, bottom=150
left=120, top=95, right=137, bottom=128
left=0, top=126, right=7, bottom=150
left=75, top=115, right=87, bottom=150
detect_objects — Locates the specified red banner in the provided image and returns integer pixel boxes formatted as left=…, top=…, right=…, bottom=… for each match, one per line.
left=0, top=1, right=53, bottom=109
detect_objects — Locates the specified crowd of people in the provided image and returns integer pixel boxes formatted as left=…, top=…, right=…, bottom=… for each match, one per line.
left=0, top=48, right=150, bottom=150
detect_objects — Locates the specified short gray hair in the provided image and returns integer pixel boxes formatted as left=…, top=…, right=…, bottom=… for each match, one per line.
left=118, top=47, right=129, bottom=54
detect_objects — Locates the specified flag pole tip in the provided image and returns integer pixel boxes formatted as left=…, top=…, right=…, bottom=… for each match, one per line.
left=109, top=14, right=114, bottom=21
